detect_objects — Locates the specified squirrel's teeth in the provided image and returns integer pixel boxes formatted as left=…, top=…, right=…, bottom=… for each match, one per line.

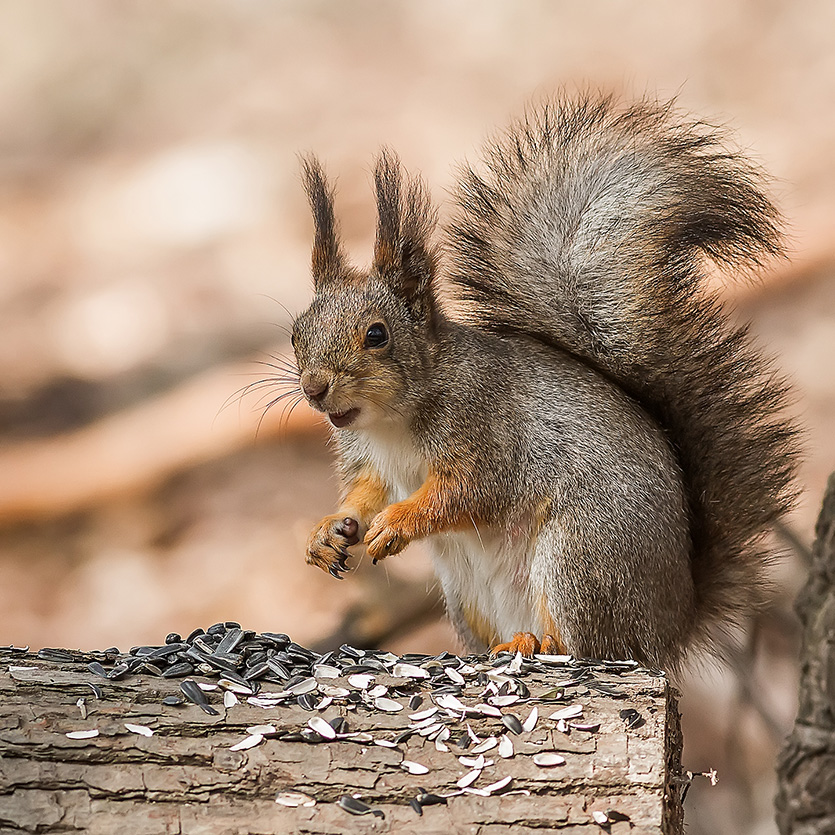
left=328, top=408, right=360, bottom=428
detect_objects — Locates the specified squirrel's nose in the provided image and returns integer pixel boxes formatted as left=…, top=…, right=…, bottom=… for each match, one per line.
left=301, top=373, right=329, bottom=401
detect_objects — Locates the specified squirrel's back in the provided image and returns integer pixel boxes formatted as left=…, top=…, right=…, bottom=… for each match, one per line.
left=445, top=93, right=799, bottom=653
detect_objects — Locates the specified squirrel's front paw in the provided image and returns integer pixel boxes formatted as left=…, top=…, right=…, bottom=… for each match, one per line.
left=306, top=515, right=360, bottom=580
left=365, top=510, right=410, bottom=563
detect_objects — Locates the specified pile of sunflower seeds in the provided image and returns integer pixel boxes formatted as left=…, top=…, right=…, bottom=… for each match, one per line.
left=13, top=625, right=660, bottom=824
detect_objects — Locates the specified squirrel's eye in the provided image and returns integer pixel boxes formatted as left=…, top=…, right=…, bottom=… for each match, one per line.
left=364, top=323, right=389, bottom=349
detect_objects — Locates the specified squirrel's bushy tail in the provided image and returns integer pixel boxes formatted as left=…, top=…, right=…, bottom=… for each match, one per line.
left=446, top=93, right=799, bottom=653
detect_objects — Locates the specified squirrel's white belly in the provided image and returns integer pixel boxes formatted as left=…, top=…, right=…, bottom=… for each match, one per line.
left=358, top=426, right=540, bottom=648
left=429, top=528, right=540, bottom=650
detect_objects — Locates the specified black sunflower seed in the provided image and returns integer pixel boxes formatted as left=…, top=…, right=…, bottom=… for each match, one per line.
left=337, top=795, right=384, bottom=818
left=165, top=632, right=182, bottom=644
left=87, top=661, right=109, bottom=678
left=409, top=798, right=423, bottom=816
left=619, top=708, right=644, bottom=729
left=180, top=679, right=218, bottom=715
left=501, top=714, right=523, bottom=735
left=162, top=695, right=184, bottom=706
left=416, top=792, right=447, bottom=806
left=162, top=662, right=194, bottom=678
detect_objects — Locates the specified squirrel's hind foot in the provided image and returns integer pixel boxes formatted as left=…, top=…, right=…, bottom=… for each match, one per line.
left=490, top=632, right=565, bottom=658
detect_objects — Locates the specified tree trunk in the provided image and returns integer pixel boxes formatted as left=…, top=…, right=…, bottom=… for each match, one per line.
left=775, top=472, right=835, bottom=834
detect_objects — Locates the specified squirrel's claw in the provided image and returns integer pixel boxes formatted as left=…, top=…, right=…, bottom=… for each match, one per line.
left=306, top=514, right=360, bottom=580
left=491, top=632, right=566, bottom=658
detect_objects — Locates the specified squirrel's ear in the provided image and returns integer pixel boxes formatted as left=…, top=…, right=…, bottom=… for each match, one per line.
left=373, top=150, right=438, bottom=320
left=301, top=155, right=348, bottom=289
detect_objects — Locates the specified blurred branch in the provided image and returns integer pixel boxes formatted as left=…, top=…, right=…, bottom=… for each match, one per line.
left=0, top=363, right=322, bottom=526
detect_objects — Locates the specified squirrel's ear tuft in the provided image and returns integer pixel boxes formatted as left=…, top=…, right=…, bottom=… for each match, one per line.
left=373, top=150, right=438, bottom=321
left=301, top=155, right=348, bottom=289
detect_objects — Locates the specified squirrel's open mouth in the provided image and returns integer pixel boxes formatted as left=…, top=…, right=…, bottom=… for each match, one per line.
left=328, top=408, right=360, bottom=428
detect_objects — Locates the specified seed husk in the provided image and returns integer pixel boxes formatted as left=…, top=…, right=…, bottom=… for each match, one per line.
left=307, top=716, right=336, bottom=740
left=66, top=729, right=99, bottom=739
left=124, top=723, right=154, bottom=737
left=374, top=696, right=404, bottom=713
left=337, top=795, right=384, bottom=818
left=401, top=760, right=430, bottom=775
left=619, top=708, right=645, bottom=729
left=229, top=733, right=264, bottom=751
left=533, top=752, right=567, bottom=767
left=548, top=704, right=584, bottom=721
left=522, top=706, right=539, bottom=732
left=275, top=791, right=316, bottom=808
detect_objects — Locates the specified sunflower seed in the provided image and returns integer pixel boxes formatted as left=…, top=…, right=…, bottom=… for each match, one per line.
left=275, top=791, right=316, bottom=807
left=180, top=679, right=218, bottom=715
left=124, top=723, right=154, bottom=737
left=348, top=673, right=374, bottom=690
left=374, top=697, right=403, bottom=713
left=307, top=717, right=336, bottom=740
left=409, top=706, right=439, bottom=721
left=474, top=703, right=502, bottom=718
left=435, top=694, right=467, bottom=713
left=374, top=739, right=399, bottom=748
left=287, top=677, right=318, bottom=696
left=393, top=663, right=430, bottom=679
left=502, top=714, right=524, bottom=735
left=548, top=704, right=583, bottom=721
left=458, top=754, right=486, bottom=769
left=162, top=695, right=183, bottom=706
left=457, top=769, right=481, bottom=788
left=409, top=797, right=423, bottom=815
left=517, top=706, right=537, bottom=734
left=230, top=733, right=264, bottom=751
left=401, top=760, right=430, bottom=775
left=76, top=698, right=87, bottom=720
left=416, top=792, right=447, bottom=806
left=367, top=684, right=388, bottom=699
left=570, top=722, right=601, bottom=733
left=498, top=734, right=514, bottom=758
left=470, top=736, right=498, bottom=754
left=66, top=729, right=99, bottom=739
left=313, top=664, right=341, bottom=679
left=533, top=752, right=566, bottom=767
left=247, top=724, right=277, bottom=735
left=619, top=708, right=645, bottom=729
left=445, top=666, right=465, bottom=685
left=592, top=810, right=610, bottom=825
left=337, top=795, right=384, bottom=818
left=490, top=694, right=520, bottom=707
left=479, top=775, right=513, bottom=795
left=409, top=694, right=423, bottom=710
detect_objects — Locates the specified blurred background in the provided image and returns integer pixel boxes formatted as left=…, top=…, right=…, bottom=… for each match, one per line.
left=1, top=1, right=833, bottom=832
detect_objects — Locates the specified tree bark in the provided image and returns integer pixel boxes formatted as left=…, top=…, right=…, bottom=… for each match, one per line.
left=0, top=651, right=683, bottom=834
left=775, top=472, right=835, bottom=834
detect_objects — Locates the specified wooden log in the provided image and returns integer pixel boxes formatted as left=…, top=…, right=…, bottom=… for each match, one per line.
left=775, top=472, right=835, bottom=834
left=0, top=647, right=683, bottom=834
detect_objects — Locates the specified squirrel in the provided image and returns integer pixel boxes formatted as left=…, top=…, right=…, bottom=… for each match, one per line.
left=289, top=93, right=799, bottom=671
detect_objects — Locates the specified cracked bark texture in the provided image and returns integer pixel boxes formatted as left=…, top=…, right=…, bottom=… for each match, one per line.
left=775, top=473, right=835, bottom=834
left=0, top=654, right=683, bottom=834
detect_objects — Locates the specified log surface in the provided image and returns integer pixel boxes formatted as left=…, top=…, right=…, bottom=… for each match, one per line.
left=0, top=650, right=683, bottom=834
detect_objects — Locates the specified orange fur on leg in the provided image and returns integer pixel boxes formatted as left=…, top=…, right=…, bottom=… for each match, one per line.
left=364, top=469, right=475, bottom=562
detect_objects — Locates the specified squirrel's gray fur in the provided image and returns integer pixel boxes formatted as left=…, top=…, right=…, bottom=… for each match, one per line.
left=292, top=93, right=799, bottom=672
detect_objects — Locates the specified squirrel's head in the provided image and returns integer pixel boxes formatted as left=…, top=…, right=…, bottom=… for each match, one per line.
left=291, top=151, right=439, bottom=431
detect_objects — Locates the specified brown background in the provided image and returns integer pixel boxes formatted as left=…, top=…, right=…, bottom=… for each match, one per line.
left=1, top=2, right=834, bottom=833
